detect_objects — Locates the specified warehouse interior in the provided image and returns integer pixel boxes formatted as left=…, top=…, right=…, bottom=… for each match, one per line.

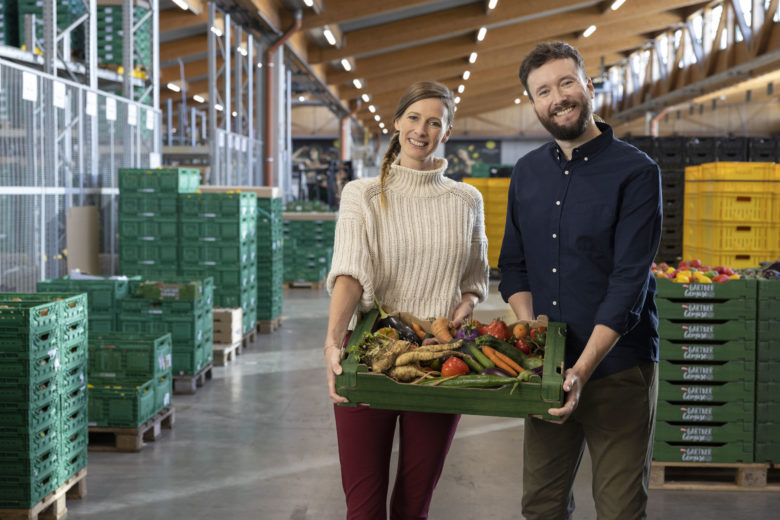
left=0, top=0, right=779, bottom=519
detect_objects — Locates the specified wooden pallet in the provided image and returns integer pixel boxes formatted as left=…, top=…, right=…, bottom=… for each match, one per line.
left=650, top=461, right=780, bottom=491
left=212, top=340, right=242, bottom=366
left=172, top=363, right=213, bottom=394
left=0, top=468, right=87, bottom=520
left=241, top=329, right=257, bottom=349
left=257, top=316, right=283, bottom=334
left=283, top=279, right=325, bottom=290
left=88, top=406, right=175, bottom=453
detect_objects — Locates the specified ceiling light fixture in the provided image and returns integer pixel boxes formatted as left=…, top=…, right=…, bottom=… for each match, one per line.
left=477, top=27, right=487, bottom=41
left=457, top=84, right=465, bottom=94
left=171, top=0, right=190, bottom=11
left=237, top=46, right=247, bottom=56
left=323, top=28, right=337, bottom=46
left=340, top=58, right=352, bottom=72
left=454, top=96, right=461, bottom=104
left=166, top=82, right=181, bottom=93
left=583, top=25, right=597, bottom=38
left=361, top=93, right=370, bottom=102
left=232, top=111, right=238, bottom=117
left=303, top=0, right=314, bottom=6
left=214, top=103, right=224, bottom=112
left=374, top=114, right=381, bottom=121
left=523, top=90, right=528, bottom=96
left=382, top=128, right=388, bottom=134
left=462, top=70, right=471, bottom=80
left=352, top=79, right=363, bottom=89
left=298, top=95, right=305, bottom=102
left=379, top=122, right=385, bottom=128
left=514, top=98, right=521, bottom=104
left=610, top=0, right=626, bottom=10
left=193, top=94, right=205, bottom=103
left=257, top=62, right=263, bottom=69
left=368, top=105, right=376, bottom=113
left=210, top=25, right=223, bottom=37
left=488, top=0, right=498, bottom=10
left=468, top=52, right=478, bottom=64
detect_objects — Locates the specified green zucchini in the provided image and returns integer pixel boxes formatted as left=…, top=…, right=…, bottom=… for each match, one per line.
left=460, top=354, right=485, bottom=374
left=467, top=343, right=494, bottom=368
left=420, top=374, right=516, bottom=388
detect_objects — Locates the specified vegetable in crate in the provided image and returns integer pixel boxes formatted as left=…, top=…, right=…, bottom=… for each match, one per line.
left=374, top=299, right=421, bottom=344
left=455, top=320, right=480, bottom=341
left=479, top=319, right=510, bottom=340
left=431, top=316, right=455, bottom=343
left=441, top=357, right=470, bottom=377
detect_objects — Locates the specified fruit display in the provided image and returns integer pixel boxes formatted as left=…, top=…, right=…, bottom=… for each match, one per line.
left=652, top=259, right=741, bottom=283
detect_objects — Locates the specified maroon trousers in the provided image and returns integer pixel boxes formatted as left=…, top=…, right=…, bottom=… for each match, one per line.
left=333, top=404, right=460, bottom=520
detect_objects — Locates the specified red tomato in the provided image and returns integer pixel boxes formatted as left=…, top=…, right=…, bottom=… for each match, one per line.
left=690, top=259, right=703, bottom=268
left=484, top=320, right=510, bottom=341
left=514, top=337, right=531, bottom=355
left=441, top=357, right=470, bottom=377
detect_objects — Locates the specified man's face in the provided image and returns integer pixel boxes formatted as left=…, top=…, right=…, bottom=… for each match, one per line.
left=526, top=58, right=594, bottom=141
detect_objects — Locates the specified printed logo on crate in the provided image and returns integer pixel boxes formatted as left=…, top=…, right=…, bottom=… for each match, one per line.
left=682, top=324, right=715, bottom=340
left=681, top=303, right=715, bottom=319
left=680, top=345, right=717, bottom=361
left=680, top=386, right=714, bottom=401
left=680, top=447, right=713, bottom=463
left=682, top=283, right=716, bottom=298
left=681, top=365, right=715, bottom=381
left=681, top=406, right=714, bottom=421
left=680, top=427, right=714, bottom=442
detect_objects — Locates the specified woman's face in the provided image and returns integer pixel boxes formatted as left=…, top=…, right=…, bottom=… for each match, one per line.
left=393, top=97, right=451, bottom=170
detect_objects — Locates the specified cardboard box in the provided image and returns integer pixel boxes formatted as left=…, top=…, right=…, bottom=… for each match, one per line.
left=335, top=310, right=565, bottom=420
left=66, top=206, right=100, bottom=275
left=213, top=307, right=242, bottom=344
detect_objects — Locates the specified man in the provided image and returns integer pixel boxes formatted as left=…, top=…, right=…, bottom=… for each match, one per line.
left=499, top=42, right=662, bottom=520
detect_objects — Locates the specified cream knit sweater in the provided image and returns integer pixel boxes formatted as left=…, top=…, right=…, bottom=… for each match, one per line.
left=327, top=157, right=489, bottom=320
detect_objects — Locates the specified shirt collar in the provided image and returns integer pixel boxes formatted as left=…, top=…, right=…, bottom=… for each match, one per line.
left=549, top=121, right=614, bottom=163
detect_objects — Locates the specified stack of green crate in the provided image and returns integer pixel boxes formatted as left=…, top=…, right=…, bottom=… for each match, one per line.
left=257, top=197, right=284, bottom=322
left=37, top=275, right=135, bottom=333
left=653, top=278, right=757, bottom=463
left=179, top=193, right=257, bottom=335
left=755, top=279, right=779, bottom=462
left=0, top=292, right=88, bottom=508
left=117, top=277, right=213, bottom=376
left=96, top=3, right=151, bottom=68
left=18, top=0, right=84, bottom=52
left=118, top=167, right=200, bottom=280
left=87, top=332, right=172, bottom=428
left=1, top=0, right=19, bottom=47
left=282, top=214, right=336, bottom=283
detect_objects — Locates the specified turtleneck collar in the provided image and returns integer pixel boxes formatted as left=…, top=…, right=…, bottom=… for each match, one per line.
left=384, top=156, right=450, bottom=197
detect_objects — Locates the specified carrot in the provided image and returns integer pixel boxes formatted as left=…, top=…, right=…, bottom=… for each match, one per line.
left=411, top=322, right=426, bottom=340
left=491, top=349, right=525, bottom=374
left=481, top=346, right=518, bottom=376
left=431, top=317, right=454, bottom=343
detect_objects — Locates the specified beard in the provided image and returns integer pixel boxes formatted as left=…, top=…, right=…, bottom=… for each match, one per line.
left=536, top=99, right=593, bottom=141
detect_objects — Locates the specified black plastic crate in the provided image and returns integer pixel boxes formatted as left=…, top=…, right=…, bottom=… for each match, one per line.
left=687, top=137, right=718, bottom=165
left=747, top=137, right=779, bottom=162
left=716, top=137, right=748, bottom=162
left=655, top=137, right=688, bottom=168
left=625, top=136, right=656, bottom=157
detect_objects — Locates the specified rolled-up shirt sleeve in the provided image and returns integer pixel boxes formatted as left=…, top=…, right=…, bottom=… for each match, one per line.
left=594, top=165, right=662, bottom=335
left=459, top=190, right=489, bottom=302
left=326, top=182, right=376, bottom=311
left=498, top=172, right=531, bottom=301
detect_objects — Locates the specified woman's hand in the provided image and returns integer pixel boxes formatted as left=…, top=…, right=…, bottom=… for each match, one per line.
left=325, top=345, right=349, bottom=404
left=451, top=293, right=478, bottom=328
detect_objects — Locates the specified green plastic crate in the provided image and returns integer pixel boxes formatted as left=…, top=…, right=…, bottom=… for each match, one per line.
left=88, top=332, right=172, bottom=380
left=139, top=277, right=213, bottom=301
left=657, top=380, right=755, bottom=402
left=0, top=448, right=58, bottom=480
left=179, top=242, right=256, bottom=267
left=657, top=319, right=757, bottom=341
left=0, top=293, right=87, bottom=324
left=59, top=449, right=87, bottom=483
left=58, top=362, right=86, bottom=394
left=179, top=192, right=257, bottom=218
left=335, top=310, right=565, bottom=419
left=655, top=278, right=758, bottom=299
left=0, top=423, right=58, bottom=458
left=121, top=194, right=180, bottom=217
left=87, top=379, right=156, bottom=428
left=0, top=469, right=58, bottom=508
left=117, top=314, right=209, bottom=346
left=119, top=241, right=179, bottom=266
left=171, top=339, right=212, bottom=376
left=0, top=399, right=57, bottom=430
left=659, top=359, right=755, bottom=382
left=655, top=298, right=756, bottom=320
left=754, top=435, right=780, bottom=463
left=656, top=401, right=754, bottom=423
left=655, top=420, right=754, bottom=443
left=61, top=385, right=87, bottom=417
left=652, top=440, right=753, bottom=463
left=37, top=275, right=129, bottom=309
left=658, top=339, right=755, bottom=362
left=756, top=401, right=780, bottom=422
left=0, top=348, right=58, bottom=382
left=0, top=301, right=58, bottom=336
left=153, top=373, right=172, bottom=412
left=757, top=339, right=780, bottom=363
left=756, top=381, right=780, bottom=405
left=757, top=278, right=780, bottom=300
left=180, top=266, right=255, bottom=293
left=179, top=217, right=256, bottom=243
left=118, top=167, right=200, bottom=194
left=60, top=404, right=87, bottom=440
left=119, top=216, right=179, bottom=240
left=0, top=374, right=58, bottom=405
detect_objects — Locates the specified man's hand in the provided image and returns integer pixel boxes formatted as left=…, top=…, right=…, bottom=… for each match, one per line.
left=546, top=367, right=586, bottom=423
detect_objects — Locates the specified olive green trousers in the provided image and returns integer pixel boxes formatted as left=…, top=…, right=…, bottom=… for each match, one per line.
left=522, top=362, right=658, bottom=520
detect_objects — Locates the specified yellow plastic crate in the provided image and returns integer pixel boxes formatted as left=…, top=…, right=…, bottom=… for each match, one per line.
left=697, top=248, right=778, bottom=269
left=701, top=221, right=772, bottom=250
left=698, top=162, right=778, bottom=181
left=698, top=179, right=779, bottom=194
left=463, top=178, right=489, bottom=192
left=684, top=166, right=701, bottom=180
left=684, top=193, right=698, bottom=220
left=774, top=193, right=780, bottom=223
left=697, top=192, right=773, bottom=222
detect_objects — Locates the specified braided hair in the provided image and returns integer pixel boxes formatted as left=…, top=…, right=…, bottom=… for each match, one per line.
left=379, top=81, right=455, bottom=207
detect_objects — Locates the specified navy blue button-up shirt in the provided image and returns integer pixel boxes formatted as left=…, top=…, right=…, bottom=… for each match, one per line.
left=498, top=123, right=662, bottom=380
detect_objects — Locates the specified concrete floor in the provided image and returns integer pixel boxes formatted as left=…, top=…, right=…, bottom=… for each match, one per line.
left=67, top=283, right=780, bottom=519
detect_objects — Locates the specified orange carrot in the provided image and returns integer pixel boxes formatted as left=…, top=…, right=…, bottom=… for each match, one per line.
left=431, top=317, right=454, bottom=343
left=411, top=322, right=426, bottom=340
left=491, top=349, right=525, bottom=374
left=481, top=346, right=518, bottom=377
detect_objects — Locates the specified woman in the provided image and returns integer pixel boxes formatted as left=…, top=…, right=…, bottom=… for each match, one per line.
left=323, top=81, right=490, bottom=520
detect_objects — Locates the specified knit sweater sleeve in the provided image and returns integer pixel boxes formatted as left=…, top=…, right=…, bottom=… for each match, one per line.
left=459, top=186, right=490, bottom=303
left=326, top=181, right=376, bottom=311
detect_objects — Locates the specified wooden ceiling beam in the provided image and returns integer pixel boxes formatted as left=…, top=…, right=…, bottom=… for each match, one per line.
left=159, top=7, right=208, bottom=33
left=159, top=35, right=208, bottom=63
left=160, top=58, right=226, bottom=85
left=299, top=0, right=433, bottom=30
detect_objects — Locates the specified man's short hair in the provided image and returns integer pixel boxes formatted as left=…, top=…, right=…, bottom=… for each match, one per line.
left=519, top=42, right=587, bottom=101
